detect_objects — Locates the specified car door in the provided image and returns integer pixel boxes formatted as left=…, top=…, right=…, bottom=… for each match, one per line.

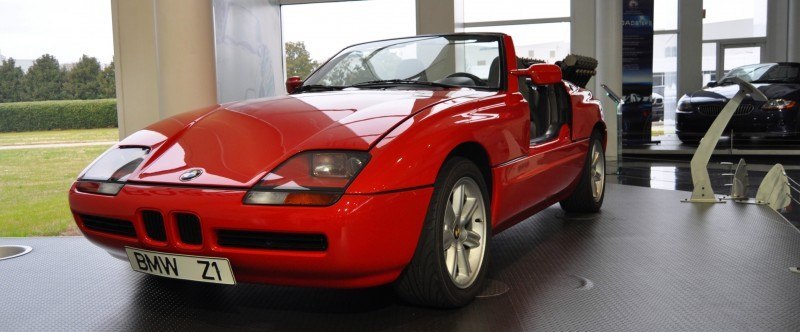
left=523, top=81, right=586, bottom=203
left=493, top=80, right=587, bottom=226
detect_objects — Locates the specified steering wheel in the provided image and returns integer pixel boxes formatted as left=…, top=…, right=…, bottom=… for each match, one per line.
left=445, top=72, right=484, bottom=86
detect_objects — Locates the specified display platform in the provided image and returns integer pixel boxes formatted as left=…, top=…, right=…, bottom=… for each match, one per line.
left=623, top=135, right=800, bottom=156
left=2, top=184, right=799, bottom=331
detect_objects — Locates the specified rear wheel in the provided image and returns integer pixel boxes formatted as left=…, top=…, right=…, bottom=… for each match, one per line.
left=394, top=157, right=491, bottom=308
left=560, top=131, right=605, bottom=213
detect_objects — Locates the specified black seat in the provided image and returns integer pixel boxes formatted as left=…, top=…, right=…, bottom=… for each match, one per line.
left=487, top=57, right=501, bottom=88
left=529, top=84, right=563, bottom=144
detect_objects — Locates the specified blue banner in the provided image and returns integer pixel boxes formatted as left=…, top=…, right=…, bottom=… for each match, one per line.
left=622, top=0, right=654, bottom=141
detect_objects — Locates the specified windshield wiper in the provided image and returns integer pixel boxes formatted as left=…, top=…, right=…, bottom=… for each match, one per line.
left=293, top=84, right=346, bottom=93
left=349, top=80, right=459, bottom=89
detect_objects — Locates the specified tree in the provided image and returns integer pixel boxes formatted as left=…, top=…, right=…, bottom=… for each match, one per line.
left=0, top=58, right=25, bottom=102
left=64, top=55, right=103, bottom=100
left=98, top=61, right=116, bottom=98
left=285, top=41, right=320, bottom=79
left=321, top=55, right=373, bottom=86
left=23, top=54, right=64, bottom=101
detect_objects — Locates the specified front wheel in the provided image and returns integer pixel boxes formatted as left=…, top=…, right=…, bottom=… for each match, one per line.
left=394, top=157, right=491, bottom=308
left=560, top=131, right=605, bottom=213
left=677, top=133, right=700, bottom=144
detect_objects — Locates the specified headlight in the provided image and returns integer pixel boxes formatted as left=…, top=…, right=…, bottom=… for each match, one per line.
left=75, top=147, right=149, bottom=196
left=762, top=99, right=796, bottom=110
left=676, top=95, right=692, bottom=113
left=243, top=151, right=370, bottom=206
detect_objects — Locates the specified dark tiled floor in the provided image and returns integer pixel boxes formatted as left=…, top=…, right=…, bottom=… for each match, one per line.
left=3, top=185, right=800, bottom=331
left=610, top=154, right=800, bottom=229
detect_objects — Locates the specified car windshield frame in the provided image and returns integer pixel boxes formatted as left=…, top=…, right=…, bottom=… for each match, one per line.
left=299, top=33, right=507, bottom=93
left=719, top=63, right=800, bottom=85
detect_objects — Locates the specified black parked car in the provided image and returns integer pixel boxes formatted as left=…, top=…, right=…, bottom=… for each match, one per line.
left=621, top=93, right=653, bottom=141
left=676, top=62, right=799, bottom=143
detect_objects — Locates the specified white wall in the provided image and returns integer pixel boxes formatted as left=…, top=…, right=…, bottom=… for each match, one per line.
left=213, top=0, right=285, bottom=102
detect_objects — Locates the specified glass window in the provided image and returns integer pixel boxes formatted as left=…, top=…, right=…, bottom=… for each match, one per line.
left=654, top=0, right=678, bottom=31
left=281, top=0, right=415, bottom=79
left=702, top=0, right=767, bottom=40
left=723, top=46, right=761, bottom=72
left=653, top=34, right=677, bottom=126
left=465, top=22, right=570, bottom=63
left=463, top=0, right=569, bottom=23
left=702, top=43, right=717, bottom=85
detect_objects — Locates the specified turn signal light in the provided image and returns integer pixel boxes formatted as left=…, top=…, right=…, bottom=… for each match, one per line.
left=243, top=191, right=341, bottom=206
left=285, top=192, right=340, bottom=205
left=76, top=181, right=125, bottom=196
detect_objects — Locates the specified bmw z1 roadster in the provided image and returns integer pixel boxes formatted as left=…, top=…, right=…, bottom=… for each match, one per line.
left=69, top=33, right=606, bottom=308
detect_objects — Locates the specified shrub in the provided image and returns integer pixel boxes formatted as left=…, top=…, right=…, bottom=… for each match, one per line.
left=0, top=99, right=117, bottom=132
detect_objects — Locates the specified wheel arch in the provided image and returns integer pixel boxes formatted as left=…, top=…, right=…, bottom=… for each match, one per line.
left=593, top=121, right=607, bottom=150
left=444, top=142, right=493, bottom=203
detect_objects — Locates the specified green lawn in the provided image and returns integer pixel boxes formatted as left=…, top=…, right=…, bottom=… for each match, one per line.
left=0, top=128, right=118, bottom=146
left=0, top=145, right=110, bottom=236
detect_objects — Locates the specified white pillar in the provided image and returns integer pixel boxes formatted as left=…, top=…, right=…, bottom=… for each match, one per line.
left=594, top=0, right=621, bottom=162
left=111, top=0, right=218, bottom=139
left=788, top=0, right=800, bottom=62
left=677, top=0, right=702, bottom=98
left=415, top=0, right=464, bottom=34
left=766, top=0, right=789, bottom=62
left=571, top=0, right=596, bottom=61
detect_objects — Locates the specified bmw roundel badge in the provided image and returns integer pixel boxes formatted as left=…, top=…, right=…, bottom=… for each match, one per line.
left=179, top=169, right=203, bottom=181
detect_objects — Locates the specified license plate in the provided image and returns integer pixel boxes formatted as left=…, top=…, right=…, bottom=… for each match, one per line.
left=125, top=247, right=236, bottom=285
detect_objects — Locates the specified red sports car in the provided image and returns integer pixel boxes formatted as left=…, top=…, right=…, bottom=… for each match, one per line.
left=69, top=33, right=606, bottom=308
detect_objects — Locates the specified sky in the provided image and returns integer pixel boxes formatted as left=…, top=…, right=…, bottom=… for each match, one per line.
left=0, top=0, right=113, bottom=64
left=0, top=0, right=766, bottom=66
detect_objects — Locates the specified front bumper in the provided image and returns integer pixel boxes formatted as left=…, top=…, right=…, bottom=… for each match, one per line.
left=69, top=183, right=433, bottom=288
left=676, top=106, right=799, bottom=137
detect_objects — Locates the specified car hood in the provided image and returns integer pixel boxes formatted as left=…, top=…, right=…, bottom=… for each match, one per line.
left=688, top=83, right=800, bottom=104
left=127, top=89, right=487, bottom=187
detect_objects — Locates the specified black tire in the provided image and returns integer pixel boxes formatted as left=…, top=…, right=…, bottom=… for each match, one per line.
left=393, top=157, right=492, bottom=308
left=560, top=131, right=605, bottom=213
left=677, top=134, right=699, bottom=144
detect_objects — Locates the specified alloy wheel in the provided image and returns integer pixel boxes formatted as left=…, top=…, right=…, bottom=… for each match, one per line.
left=442, top=177, right=487, bottom=289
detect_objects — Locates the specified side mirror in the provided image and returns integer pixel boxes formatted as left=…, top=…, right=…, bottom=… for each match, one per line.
left=510, top=64, right=562, bottom=85
left=706, top=81, right=717, bottom=88
left=286, top=76, right=303, bottom=94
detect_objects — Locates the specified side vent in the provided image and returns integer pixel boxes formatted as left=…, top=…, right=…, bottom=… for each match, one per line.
left=217, top=230, right=328, bottom=251
left=80, top=214, right=136, bottom=238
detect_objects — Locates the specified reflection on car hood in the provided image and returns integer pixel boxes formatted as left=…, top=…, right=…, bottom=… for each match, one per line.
left=688, top=83, right=800, bottom=104
left=127, top=89, right=490, bottom=187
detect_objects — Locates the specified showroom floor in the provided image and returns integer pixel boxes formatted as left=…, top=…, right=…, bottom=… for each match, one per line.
left=2, top=184, right=798, bottom=331
left=625, top=134, right=800, bottom=157
left=610, top=155, right=800, bottom=229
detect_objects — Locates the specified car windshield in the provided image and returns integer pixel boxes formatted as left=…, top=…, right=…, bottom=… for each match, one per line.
left=719, top=63, right=800, bottom=85
left=301, top=35, right=503, bottom=91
